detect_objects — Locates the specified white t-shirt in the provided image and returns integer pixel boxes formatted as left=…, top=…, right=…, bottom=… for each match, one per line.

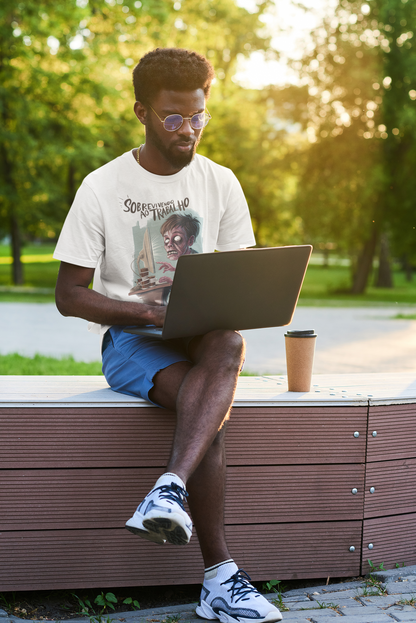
left=54, top=150, right=256, bottom=334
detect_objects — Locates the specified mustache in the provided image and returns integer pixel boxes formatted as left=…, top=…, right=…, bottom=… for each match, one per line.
left=173, top=139, right=196, bottom=146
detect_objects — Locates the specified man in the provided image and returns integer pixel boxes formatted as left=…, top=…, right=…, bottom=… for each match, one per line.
left=54, top=48, right=282, bottom=623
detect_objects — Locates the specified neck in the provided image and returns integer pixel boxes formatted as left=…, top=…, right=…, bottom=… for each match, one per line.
left=139, top=143, right=187, bottom=176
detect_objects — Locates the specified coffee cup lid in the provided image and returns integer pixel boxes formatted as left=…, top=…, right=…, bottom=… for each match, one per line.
left=285, top=329, right=317, bottom=338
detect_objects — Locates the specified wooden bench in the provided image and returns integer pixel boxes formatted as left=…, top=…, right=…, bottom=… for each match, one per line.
left=1, top=373, right=416, bottom=591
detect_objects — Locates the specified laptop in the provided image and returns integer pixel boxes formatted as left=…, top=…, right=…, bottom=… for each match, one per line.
left=124, top=245, right=312, bottom=340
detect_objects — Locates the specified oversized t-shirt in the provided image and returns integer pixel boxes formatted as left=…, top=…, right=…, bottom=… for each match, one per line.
left=54, top=150, right=256, bottom=334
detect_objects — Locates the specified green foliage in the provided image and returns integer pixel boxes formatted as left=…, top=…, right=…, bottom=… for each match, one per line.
left=0, top=291, right=55, bottom=302
left=299, top=263, right=416, bottom=304
left=3, top=0, right=416, bottom=295
left=368, top=559, right=385, bottom=573
left=399, top=596, right=416, bottom=606
left=161, top=616, right=180, bottom=623
left=316, top=601, right=339, bottom=610
left=0, top=0, right=284, bottom=283
left=0, top=260, right=59, bottom=288
left=362, top=560, right=387, bottom=596
left=394, top=313, right=416, bottom=318
left=0, top=353, right=103, bottom=375
left=262, top=579, right=282, bottom=593
left=72, top=594, right=95, bottom=618
left=0, top=592, right=16, bottom=611
left=94, top=592, right=118, bottom=612
left=374, top=0, right=416, bottom=263
left=269, top=0, right=416, bottom=292
left=200, top=88, right=302, bottom=247
left=261, top=579, right=289, bottom=612
left=283, top=1, right=385, bottom=291
left=71, top=591, right=139, bottom=623
left=122, top=597, right=140, bottom=610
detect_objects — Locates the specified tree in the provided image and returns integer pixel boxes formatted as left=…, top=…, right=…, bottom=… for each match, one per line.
left=374, top=0, right=416, bottom=278
left=267, top=0, right=416, bottom=292
left=0, top=0, right=113, bottom=283
left=1, top=0, right=280, bottom=283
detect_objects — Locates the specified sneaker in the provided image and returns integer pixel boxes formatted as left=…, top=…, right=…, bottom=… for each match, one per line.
left=125, top=474, right=192, bottom=545
left=196, top=561, right=282, bottom=623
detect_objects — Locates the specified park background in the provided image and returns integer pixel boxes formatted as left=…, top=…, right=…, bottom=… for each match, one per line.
left=1, top=0, right=416, bottom=373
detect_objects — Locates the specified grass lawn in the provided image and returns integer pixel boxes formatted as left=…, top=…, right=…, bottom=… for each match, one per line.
left=0, top=353, right=103, bottom=375
left=1, top=244, right=416, bottom=305
left=0, top=244, right=59, bottom=300
left=0, top=243, right=56, bottom=257
left=0, top=353, right=258, bottom=375
left=299, top=265, right=416, bottom=306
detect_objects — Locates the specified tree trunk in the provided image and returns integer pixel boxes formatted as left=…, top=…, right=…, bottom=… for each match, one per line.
left=10, top=213, right=24, bottom=286
left=401, top=255, right=413, bottom=282
left=375, top=234, right=393, bottom=288
left=0, top=114, right=24, bottom=286
left=351, top=228, right=378, bottom=294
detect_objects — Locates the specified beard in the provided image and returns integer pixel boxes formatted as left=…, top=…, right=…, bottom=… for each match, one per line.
left=145, top=115, right=200, bottom=170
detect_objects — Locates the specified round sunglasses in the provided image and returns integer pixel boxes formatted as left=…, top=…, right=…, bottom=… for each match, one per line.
left=150, top=105, right=212, bottom=132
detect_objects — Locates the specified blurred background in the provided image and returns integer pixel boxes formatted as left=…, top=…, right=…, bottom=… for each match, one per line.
left=1, top=0, right=416, bottom=374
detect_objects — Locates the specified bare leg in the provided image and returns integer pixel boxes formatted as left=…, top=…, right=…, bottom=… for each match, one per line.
left=186, top=427, right=230, bottom=567
left=149, top=329, right=245, bottom=565
left=151, top=329, right=245, bottom=481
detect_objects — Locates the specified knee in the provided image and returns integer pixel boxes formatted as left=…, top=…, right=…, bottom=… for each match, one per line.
left=205, top=329, right=246, bottom=363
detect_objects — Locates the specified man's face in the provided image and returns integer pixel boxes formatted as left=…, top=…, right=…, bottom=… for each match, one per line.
left=163, top=225, right=195, bottom=260
left=145, top=89, right=205, bottom=170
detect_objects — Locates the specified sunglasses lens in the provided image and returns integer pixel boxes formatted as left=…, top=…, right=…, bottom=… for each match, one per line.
left=163, top=114, right=183, bottom=132
left=191, top=112, right=208, bottom=129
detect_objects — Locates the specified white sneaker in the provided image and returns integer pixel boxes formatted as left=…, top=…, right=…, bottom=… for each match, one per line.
left=196, top=561, right=283, bottom=623
left=125, top=474, right=192, bottom=545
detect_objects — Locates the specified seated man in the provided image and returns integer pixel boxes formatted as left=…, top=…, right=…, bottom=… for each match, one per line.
left=54, top=47, right=282, bottom=623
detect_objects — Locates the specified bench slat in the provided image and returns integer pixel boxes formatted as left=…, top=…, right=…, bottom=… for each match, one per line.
left=0, top=464, right=365, bottom=530
left=0, top=521, right=361, bottom=591
left=0, top=406, right=367, bottom=468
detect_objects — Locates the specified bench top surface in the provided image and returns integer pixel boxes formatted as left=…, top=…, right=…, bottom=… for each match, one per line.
left=1, top=373, right=416, bottom=407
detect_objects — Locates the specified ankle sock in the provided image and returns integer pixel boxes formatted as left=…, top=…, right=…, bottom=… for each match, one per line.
left=155, top=472, right=186, bottom=491
left=204, top=559, right=236, bottom=581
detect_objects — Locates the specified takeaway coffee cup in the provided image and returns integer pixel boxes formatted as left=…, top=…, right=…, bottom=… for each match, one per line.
left=284, top=330, right=317, bottom=392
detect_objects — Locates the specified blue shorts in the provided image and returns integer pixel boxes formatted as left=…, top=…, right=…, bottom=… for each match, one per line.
left=102, top=326, right=192, bottom=406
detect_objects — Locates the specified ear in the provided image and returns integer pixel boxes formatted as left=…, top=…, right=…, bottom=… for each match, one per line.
left=134, top=101, right=147, bottom=125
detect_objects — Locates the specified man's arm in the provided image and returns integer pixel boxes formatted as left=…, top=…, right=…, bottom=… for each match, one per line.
left=55, top=261, right=166, bottom=327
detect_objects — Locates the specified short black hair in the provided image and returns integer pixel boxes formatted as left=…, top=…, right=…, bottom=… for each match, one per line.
left=133, top=48, right=215, bottom=105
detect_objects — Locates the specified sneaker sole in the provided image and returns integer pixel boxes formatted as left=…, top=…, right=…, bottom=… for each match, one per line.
left=195, top=601, right=282, bottom=623
left=125, top=518, right=166, bottom=545
left=125, top=513, right=166, bottom=545
left=143, top=516, right=191, bottom=545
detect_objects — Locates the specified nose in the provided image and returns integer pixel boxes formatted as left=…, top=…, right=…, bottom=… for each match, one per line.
left=178, top=117, right=195, bottom=137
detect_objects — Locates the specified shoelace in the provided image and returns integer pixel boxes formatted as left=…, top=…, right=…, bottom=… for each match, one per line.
left=221, top=569, right=259, bottom=603
left=154, top=483, right=188, bottom=510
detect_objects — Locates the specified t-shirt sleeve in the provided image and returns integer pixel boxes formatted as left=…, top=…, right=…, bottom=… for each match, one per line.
left=215, top=172, right=256, bottom=251
left=53, top=181, right=105, bottom=268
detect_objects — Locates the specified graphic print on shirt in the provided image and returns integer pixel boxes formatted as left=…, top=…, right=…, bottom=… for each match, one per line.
left=128, top=210, right=203, bottom=306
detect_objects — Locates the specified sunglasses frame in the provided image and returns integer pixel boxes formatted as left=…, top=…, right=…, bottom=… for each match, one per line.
left=149, top=105, right=211, bottom=132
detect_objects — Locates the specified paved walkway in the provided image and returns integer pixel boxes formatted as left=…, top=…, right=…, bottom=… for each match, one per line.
left=1, top=303, right=416, bottom=374
left=2, top=566, right=416, bottom=623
